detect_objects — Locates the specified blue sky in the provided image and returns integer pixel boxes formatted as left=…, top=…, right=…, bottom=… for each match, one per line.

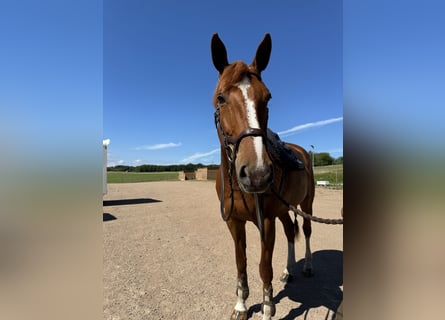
left=344, top=0, right=445, bottom=153
left=104, top=0, right=342, bottom=166
left=1, top=1, right=102, bottom=169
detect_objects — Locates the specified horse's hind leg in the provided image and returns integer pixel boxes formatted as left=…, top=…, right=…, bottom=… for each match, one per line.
left=278, top=212, right=297, bottom=283
left=227, top=219, right=249, bottom=320
left=301, top=198, right=314, bottom=277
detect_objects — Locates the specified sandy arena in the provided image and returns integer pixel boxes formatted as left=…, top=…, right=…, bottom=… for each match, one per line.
left=103, top=181, right=343, bottom=319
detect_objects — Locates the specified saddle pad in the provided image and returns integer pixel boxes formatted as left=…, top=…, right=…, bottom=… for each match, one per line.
left=266, top=129, right=305, bottom=171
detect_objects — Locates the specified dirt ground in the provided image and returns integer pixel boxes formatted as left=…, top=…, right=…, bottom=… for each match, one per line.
left=103, top=181, right=343, bottom=320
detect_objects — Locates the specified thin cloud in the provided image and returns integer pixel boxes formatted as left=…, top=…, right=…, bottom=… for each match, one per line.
left=135, top=142, right=182, bottom=150
left=181, top=148, right=220, bottom=163
left=107, top=159, right=126, bottom=166
left=278, top=117, right=343, bottom=137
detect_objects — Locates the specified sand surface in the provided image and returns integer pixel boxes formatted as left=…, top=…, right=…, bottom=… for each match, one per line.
left=103, top=181, right=343, bottom=319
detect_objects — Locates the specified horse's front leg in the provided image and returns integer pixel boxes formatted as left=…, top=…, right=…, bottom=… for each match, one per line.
left=227, top=219, right=249, bottom=320
left=259, top=217, right=276, bottom=320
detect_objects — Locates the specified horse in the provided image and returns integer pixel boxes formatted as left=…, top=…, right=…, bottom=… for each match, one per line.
left=211, top=33, right=315, bottom=320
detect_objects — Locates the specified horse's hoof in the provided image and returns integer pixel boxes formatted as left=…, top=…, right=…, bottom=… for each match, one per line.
left=231, top=309, right=248, bottom=320
left=279, top=271, right=293, bottom=283
left=302, top=268, right=314, bottom=277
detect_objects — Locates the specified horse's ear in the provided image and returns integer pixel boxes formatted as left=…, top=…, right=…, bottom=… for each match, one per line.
left=252, top=33, right=272, bottom=74
left=211, top=33, right=229, bottom=74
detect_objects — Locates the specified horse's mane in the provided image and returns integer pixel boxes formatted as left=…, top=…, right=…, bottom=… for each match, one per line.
left=214, top=61, right=254, bottom=95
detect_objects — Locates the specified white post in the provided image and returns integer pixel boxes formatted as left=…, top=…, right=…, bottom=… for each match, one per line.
left=103, top=139, right=110, bottom=195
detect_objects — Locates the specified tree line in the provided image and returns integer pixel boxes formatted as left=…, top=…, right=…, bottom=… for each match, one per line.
left=107, top=163, right=220, bottom=173
left=309, top=152, right=343, bottom=166
left=107, top=153, right=342, bottom=173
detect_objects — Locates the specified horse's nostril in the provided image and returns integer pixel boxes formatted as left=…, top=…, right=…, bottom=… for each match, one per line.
left=240, top=165, right=248, bottom=178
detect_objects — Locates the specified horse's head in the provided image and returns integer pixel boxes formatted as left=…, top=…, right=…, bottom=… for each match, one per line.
left=211, top=33, right=273, bottom=193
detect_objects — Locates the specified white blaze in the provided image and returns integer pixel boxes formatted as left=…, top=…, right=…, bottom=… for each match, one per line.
left=237, top=77, right=264, bottom=168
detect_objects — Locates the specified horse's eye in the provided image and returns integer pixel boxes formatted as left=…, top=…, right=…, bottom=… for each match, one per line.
left=216, top=94, right=226, bottom=105
left=266, top=93, right=272, bottom=101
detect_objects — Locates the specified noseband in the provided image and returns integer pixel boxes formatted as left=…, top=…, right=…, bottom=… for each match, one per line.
left=214, top=104, right=268, bottom=228
left=214, top=106, right=266, bottom=165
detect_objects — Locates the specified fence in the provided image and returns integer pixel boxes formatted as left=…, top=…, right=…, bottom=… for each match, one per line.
left=178, top=168, right=219, bottom=181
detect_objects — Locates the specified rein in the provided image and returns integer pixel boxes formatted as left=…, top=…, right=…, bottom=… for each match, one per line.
left=270, top=186, right=344, bottom=225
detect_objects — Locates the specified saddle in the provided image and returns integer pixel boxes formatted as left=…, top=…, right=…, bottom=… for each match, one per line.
left=266, top=129, right=305, bottom=171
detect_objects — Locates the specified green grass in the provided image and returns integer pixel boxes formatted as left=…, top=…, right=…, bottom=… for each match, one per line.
left=107, top=164, right=344, bottom=186
left=313, top=164, right=343, bottom=186
left=107, top=171, right=179, bottom=183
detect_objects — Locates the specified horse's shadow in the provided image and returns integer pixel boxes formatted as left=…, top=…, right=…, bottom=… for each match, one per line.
left=248, top=250, right=343, bottom=320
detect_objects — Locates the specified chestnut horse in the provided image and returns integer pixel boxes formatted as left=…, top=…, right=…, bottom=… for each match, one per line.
left=211, top=33, right=315, bottom=320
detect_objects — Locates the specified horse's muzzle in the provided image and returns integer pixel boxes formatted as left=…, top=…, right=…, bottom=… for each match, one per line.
left=237, top=164, right=273, bottom=193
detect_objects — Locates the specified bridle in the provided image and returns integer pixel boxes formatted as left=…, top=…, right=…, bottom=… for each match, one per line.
left=213, top=71, right=268, bottom=172
left=214, top=98, right=269, bottom=239
left=214, top=104, right=267, bottom=169
left=214, top=103, right=344, bottom=231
